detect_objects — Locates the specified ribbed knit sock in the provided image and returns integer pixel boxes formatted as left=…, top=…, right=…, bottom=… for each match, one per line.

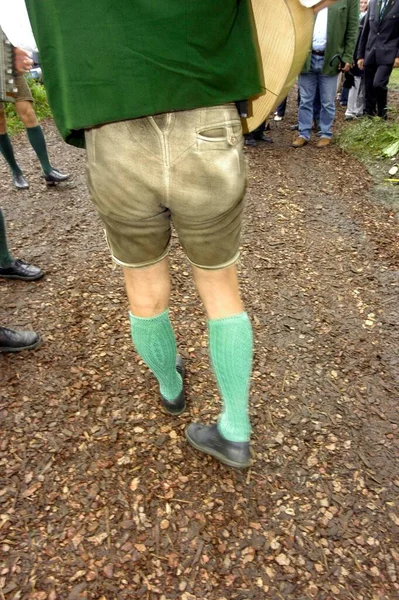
left=26, top=126, right=52, bottom=175
left=129, top=309, right=182, bottom=401
left=0, top=208, right=13, bottom=267
left=0, top=133, right=22, bottom=175
left=209, top=312, right=253, bottom=442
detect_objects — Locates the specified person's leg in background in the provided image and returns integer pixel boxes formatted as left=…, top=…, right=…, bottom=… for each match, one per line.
left=274, top=96, right=287, bottom=120
left=15, top=99, right=69, bottom=185
left=295, top=56, right=320, bottom=146
left=244, top=120, right=272, bottom=146
left=345, top=75, right=364, bottom=118
left=373, top=64, right=393, bottom=120
left=316, top=69, right=339, bottom=146
left=0, top=207, right=44, bottom=280
left=313, top=85, right=321, bottom=130
left=340, top=85, right=349, bottom=106
left=364, top=64, right=378, bottom=116
left=0, top=106, right=28, bottom=189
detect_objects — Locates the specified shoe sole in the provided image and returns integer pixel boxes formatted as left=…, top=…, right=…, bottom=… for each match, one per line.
left=0, top=273, right=45, bottom=281
left=0, top=339, right=41, bottom=352
left=185, top=429, right=250, bottom=469
left=161, top=404, right=186, bottom=416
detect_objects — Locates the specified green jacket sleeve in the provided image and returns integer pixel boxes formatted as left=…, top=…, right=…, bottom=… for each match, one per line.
left=342, top=0, right=360, bottom=64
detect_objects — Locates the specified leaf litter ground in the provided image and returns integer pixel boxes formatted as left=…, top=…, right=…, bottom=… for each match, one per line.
left=0, top=97, right=398, bottom=600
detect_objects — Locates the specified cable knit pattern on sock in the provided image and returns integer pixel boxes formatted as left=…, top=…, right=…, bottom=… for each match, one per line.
left=209, top=312, right=253, bottom=442
left=129, top=309, right=182, bottom=402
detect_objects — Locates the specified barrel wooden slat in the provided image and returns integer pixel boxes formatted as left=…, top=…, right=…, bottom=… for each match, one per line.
left=242, top=0, right=314, bottom=133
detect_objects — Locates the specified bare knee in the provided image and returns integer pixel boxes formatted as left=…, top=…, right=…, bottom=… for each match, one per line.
left=192, top=264, right=244, bottom=320
left=15, top=101, right=38, bottom=128
left=123, top=258, right=171, bottom=318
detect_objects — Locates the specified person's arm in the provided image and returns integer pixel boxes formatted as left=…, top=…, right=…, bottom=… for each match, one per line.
left=342, top=0, right=360, bottom=66
left=13, top=47, right=33, bottom=73
left=357, top=3, right=371, bottom=69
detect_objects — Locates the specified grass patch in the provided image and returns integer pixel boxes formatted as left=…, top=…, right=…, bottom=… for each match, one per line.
left=389, top=68, right=399, bottom=91
left=4, top=79, right=52, bottom=136
left=338, top=112, right=399, bottom=160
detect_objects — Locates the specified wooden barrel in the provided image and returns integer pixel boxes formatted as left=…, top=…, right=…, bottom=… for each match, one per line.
left=242, top=0, right=314, bottom=133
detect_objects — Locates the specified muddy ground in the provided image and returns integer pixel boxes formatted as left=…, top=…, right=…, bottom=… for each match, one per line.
left=1, top=94, right=398, bottom=600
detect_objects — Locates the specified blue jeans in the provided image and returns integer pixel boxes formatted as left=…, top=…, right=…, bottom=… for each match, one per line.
left=298, top=55, right=338, bottom=140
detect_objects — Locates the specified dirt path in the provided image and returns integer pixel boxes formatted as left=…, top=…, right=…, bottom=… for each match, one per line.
left=1, top=108, right=398, bottom=599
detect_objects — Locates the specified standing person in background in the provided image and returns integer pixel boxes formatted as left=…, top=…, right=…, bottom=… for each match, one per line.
left=0, top=24, right=69, bottom=189
left=345, top=0, right=369, bottom=120
left=0, top=42, right=41, bottom=352
left=357, top=0, right=399, bottom=119
left=293, top=0, right=359, bottom=148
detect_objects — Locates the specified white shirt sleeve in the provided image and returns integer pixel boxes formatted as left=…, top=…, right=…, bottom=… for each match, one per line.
left=300, top=0, right=325, bottom=6
left=0, top=0, right=37, bottom=52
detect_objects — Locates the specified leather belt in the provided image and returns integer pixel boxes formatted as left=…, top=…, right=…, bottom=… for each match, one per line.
left=312, top=49, right=325, bottom=56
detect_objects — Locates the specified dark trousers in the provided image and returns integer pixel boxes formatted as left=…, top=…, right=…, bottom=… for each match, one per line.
left=364, top=63, right=393, bottom=118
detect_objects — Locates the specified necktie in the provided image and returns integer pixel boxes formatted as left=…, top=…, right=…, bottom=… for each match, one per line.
left=379, top=0, right=388, bottom=18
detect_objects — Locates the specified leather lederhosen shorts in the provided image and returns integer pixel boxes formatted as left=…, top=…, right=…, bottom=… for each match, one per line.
left=85, top=103, right=247, bottom=270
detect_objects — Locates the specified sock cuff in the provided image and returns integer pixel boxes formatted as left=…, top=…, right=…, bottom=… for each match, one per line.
left=208, top=312, right=249, bottom=327
left=129, top=308, right=169, bottom=323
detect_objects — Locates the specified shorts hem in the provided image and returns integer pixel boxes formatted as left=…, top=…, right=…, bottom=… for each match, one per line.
left=188, top=251, right=240, bottom=271
left=111, top=249, right=170, bottom=269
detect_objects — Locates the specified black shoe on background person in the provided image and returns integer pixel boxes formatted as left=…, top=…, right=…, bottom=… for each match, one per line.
left=0, top=327, right=41, bottom=352
left=13, top=173, right=29, bottom=190
left=0, top=259, right=44, bottom=281
left=44, top=169, right=70, bottom=185
left=253, top=132, right=273, bottom=144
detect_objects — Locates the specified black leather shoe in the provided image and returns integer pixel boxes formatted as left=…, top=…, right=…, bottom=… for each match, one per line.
left=0, top=259, right=44, bottom=281
left=185, top=423, right=250, bottom=468
left=44, top=169, right=70, bottom=185
left=0, top=327, right=41, bottom=352
left=13, top=173, right=29, bottom=190
left=161, top=355, right=185, bottom=415
left=254, top=132, right=273, bottom=144
left=244, top=136, right=257, bottom=147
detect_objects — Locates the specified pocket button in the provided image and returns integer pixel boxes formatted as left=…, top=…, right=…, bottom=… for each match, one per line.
left=230, top=135, right=237, bottom=145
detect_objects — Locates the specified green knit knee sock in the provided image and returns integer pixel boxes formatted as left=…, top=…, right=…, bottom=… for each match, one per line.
left=0, top=208, right=13, bottom=267
left=26, top=126, right=52, bottom=175
left=129, top=309, right=182, bottom=401
left=0, top=133, right=22, bottom=175
left=209, top=312, right=253, bottom=442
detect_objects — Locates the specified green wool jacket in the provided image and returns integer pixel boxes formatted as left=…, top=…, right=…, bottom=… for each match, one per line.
left=301, top=0, right=360, bottom=75
left=25, top=0, right=262, bottom=148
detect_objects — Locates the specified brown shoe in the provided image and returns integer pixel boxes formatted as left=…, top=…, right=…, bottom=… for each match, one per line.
left=316, top=137, right=331, bottom=148
left=292, top=136, right=308, bottom=148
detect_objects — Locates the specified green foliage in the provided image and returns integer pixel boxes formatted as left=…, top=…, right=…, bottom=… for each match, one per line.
left=338, top=112, right=399, bottom=160
left=389, top=68, right=399, bottom=91
left=4, top=78, right=52, bottom=136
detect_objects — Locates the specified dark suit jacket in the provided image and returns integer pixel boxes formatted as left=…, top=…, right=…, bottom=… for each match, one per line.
left=357, top=0, right=399, bottom=65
